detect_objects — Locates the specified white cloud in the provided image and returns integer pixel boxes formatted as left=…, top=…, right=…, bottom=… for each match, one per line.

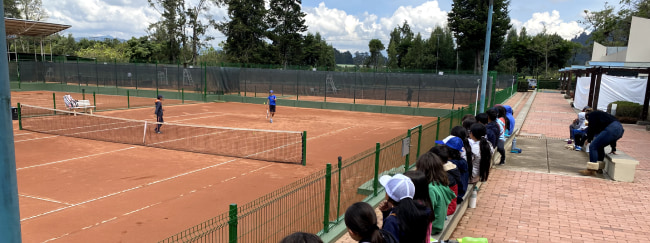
left=513, top=10, right=585, bottom=40
left=43, top=0, right=160, bottom=39
left=304, top=1, right=447, bottom=53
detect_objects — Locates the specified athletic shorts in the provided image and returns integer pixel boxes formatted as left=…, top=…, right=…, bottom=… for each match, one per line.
left=269, top=105, right=276, bottom=112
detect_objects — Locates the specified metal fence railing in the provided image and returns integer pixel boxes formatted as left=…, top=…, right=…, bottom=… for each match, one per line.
left=156, top=93, right=521, bottom=242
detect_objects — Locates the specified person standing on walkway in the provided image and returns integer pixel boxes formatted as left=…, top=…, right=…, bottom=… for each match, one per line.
left=268, top=90, right=277, bottom=123
left=154, top=95, right=164, bottom=134
left=579, top=110, right=625, bottom=176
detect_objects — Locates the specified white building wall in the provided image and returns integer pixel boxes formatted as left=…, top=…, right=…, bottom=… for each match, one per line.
left=626, top=16, right=650, bottom=63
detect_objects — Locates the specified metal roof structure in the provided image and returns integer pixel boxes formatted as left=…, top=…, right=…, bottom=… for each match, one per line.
left=4, top=17, right=70, bottom=38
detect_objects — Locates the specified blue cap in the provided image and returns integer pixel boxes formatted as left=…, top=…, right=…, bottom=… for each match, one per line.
left=270, top=90, right=274, bottom=93
left=435, top=135, right=464, bottom=152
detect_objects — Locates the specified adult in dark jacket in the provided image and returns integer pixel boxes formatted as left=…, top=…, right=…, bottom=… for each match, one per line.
left=476, top=113, right=497, bottom=147
left=579, top=110, right=624, bottom=176
left=485, top=108, right=501, bottom=149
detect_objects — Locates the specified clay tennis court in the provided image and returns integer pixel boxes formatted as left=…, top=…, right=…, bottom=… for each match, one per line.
left=11, top=91, right=436, bottom=242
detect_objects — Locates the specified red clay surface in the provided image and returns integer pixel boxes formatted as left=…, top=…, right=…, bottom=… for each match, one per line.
left=11, top=91, right=436, bottom=242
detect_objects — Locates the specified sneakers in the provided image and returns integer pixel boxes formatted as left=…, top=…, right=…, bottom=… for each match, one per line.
left=575, top=146, right=582, bottom=151
left=270, top=118, right=273, bottom=123
left=578, top=169, right=596, bottom=176
left=156, top=130, right=162, bottom=134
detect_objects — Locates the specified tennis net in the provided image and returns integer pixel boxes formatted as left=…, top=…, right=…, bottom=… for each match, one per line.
left=19, top=104, right=305, bottom=163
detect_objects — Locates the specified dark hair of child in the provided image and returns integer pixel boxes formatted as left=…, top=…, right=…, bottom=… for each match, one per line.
left=486, top=108, right=498, bottom=122
left=344, top=202, right=386, bottom=243
left=496, top=105, right=510, bottom=131
left=386, top=195, right=429, bottom=243
left=450, top=125, right=472, bottom=170
left=475, top=113, right=489, bottom=124
left=462, top=117, right=477, bottom=132
left=416, top=152, right=449, bottom=186
left=428, top=145, right=449, bottom=162
left=470, top=123, right=492, bottom=182
left=403, top=170, right=435, bottom=222
left=280, top=232, right=323, bottom=243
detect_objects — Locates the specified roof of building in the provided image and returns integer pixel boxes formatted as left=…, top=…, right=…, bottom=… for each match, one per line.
left=4, top=17, right=70, bottom=38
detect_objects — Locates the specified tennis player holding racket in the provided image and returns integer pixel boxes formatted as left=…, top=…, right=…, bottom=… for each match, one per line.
left=268, top=90, right=276, bottom=123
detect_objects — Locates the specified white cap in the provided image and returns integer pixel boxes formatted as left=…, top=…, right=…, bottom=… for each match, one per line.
left=379, top=174, right=415, bottom=202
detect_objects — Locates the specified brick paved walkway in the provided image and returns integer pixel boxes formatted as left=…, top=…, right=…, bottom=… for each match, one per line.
left=451, top=92, right=650, bottom=242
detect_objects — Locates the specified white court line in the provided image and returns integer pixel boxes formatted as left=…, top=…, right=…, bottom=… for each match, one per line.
left=14, top=135, right=59, bottom=143
left=17, top=147, right=137, bottom=171
left=13, top=132, right=34, bottom=136
left=39, top=162, right=272, bottom=242
left=20, top=156, right=242, bottom=222
left=19, top=194, right=73, bottom=206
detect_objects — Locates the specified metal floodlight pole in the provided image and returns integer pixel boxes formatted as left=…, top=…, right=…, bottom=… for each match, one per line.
left=479, top=0, right=494, bottom=113
left=0, top=2, right=24, bottom=240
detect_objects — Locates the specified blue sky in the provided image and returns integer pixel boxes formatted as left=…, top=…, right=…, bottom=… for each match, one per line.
left=42, top=0, right=612, bottom=53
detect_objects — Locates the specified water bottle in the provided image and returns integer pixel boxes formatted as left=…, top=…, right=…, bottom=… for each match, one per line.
left=458, top=237, right=489, bottom=243
left=469, top=187, right=477, bottom=208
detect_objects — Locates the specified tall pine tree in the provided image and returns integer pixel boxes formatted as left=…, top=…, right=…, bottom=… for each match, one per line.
left=448, top=0, right=511, bottom=73
left=267, top=0, right=307, bottom=68
left=216, top=0, right=268, bottom=64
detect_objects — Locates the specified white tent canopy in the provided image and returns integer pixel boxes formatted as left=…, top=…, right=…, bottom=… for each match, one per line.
left=574, top=74, right=648, bottom=111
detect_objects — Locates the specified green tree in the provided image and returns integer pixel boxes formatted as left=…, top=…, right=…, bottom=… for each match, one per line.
left=216, top=0, right=268, bottom=64
left=448, top=0, right=511, bottom=73
left=4, top=0, right=21, bottom=18
left=18, top=0, right=47, bottom=20
left=386, top=21, right=414, bottom=68
left=184, top=0, right=213, bottom=65
left=366, top=39, right=385, bottom=68
left=402, top=33, right=425, bottom=69
left=301, top=32, right=335, bottom=69
left=148, top=0, right=184, bottom=63
left=267, top=0, right=307, bottom=68
left=75, top=42, right=129, bottom=62
left=125, top=36, right=164, bottom=62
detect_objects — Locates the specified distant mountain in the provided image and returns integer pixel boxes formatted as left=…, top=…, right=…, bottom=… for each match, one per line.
left=570, top=32, right=592, bottom=65
left=74, top=35, right=127, bottom=42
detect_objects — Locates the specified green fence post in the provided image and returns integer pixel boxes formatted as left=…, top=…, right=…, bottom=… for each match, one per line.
left=416, top=125, right=422, bottom=159
left=373, top=142, right=380, bottom=196
left=93, top=92, right=96, bottom=112
left=384, top=75, right=388, bottom=106
left=302, top=131, right=307, bottom=166
left=182, top=88, right=184, bottom=104
left=155, top=62, right=159, bottom=97
left=336, top=156, right=342, bottom=223
left=323, top=163, right=332, bottom=233
left=449, top=111, right=454, bottom=131
left=95, top=59, right=99, bottom=87
left=127, top=90, right=130, bottom=109
left=254, top=86, right=257, bottom=97
left=203, top=62, right=207, bottom=102
left=52, top=93, right=56, bottom=114
left=228, top=204, right=238, bottom=243
left=135, top=62, right=138, bottom=90
left=17, top=60, right=21, bottom=89
left=82, top=89, right=85, bottom=100
left=17, top=103, right=22, bottom=130
left=405, top=129, right=412, bottom=172
left=435, top=117, right=441, bottom=141
left=114, top=59, right=118, bottom=88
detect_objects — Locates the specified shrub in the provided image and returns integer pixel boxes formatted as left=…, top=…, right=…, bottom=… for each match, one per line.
left=607, top=101, right=643, bottom=123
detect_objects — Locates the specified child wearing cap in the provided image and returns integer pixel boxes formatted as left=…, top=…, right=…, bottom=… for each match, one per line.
left=378, top=173, right=429, bottom=243
left=415, top=153, right=456, bottom=235
left=154, top=95, right=164, bottom=134
left=439, top=133, right=470, bottom=204
left=268, top=90, right=276, bottom=123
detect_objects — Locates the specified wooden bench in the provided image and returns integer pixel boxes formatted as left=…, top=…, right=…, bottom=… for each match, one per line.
left=69, top=100, right=96, bottom=115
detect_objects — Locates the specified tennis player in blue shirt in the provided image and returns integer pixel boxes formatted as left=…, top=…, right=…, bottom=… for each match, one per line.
left=268, top=90, right=276, bottom=123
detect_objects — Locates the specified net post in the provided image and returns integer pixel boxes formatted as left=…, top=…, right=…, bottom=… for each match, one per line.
left=435, top=117, right=441, bottom=141
left=228, top=204, right=238, bottom=243
left=373, top=142, right=380, bottom=196
left=416, top=125, right=422, bottom=159
left=142, top=121, right=147, bottom=144
left=17, top=103, right=22, bottom=130
left=336, top=156, right=342, bottom=223
left=93, top=92, right=96, bottom=112
left=52, top=93, right=56, bottom=115
left=127, top=90, right=130, bottom=109
left=301, top=131, right=307, bottom=166
left=323, top=163, right=332, bottom=233
left=405, top=129, right=412, bottom=172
